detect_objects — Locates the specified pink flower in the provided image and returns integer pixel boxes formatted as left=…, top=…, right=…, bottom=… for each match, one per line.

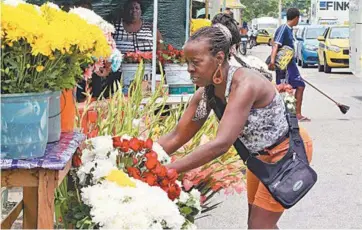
left=200, top=195, right=207, bottom=204
left=182, top=179, right=194, bottom=191
left=233, top=183, right=245, bottom=194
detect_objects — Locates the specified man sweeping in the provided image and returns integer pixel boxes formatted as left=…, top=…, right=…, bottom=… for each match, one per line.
left=268, top=8, right=310, bottom=121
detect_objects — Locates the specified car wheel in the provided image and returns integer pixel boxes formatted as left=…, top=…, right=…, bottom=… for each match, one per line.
left=298, top=58, right=302, bottom=66
left=324, top=53, right=332, bottom=73
left=268, top=39, right=272, bottom=46
left=301, top=58, right=308, bottom=68
left=318, top=56, right=324, bottom=72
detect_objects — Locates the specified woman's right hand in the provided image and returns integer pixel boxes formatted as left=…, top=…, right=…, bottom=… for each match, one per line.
left=157, top=88, right=208, bottom=155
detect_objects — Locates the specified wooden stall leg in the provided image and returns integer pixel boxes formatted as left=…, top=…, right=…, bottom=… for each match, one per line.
left=23, top=187, right=38, bottom=229
left=37, top=170, right=56, bottom=229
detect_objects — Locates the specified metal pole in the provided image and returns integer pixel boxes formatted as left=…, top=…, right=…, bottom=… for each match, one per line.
left=205, top=0, right=209, bottom=19
left=151, top=0, right=158, bottom=93
left=185, top=0, right=190, bottom=41
left=278, top=0, right=282, bottom=26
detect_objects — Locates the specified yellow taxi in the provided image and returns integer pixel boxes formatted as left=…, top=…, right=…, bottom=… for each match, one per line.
left=256, top=29, right=273, bottom=46
left=317, top=25, right=349, bottom=73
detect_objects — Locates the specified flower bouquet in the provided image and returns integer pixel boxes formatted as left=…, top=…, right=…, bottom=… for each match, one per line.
left=1, top=1, right=111, bottom=94
left=58, top=135, right=201, bottom=229
left=276, top=83, right=297, bottom=114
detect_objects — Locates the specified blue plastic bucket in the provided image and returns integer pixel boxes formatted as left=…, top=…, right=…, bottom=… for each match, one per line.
left=48, top=91, right=61, bottom=143
left=1, top=92, right=51, bottom=159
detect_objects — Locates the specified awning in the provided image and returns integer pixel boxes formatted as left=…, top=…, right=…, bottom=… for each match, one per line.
left=193, top=0, right=246, bottom=9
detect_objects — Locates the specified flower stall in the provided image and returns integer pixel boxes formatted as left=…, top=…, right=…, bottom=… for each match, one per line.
left=1, top=1, right=299, bottom=229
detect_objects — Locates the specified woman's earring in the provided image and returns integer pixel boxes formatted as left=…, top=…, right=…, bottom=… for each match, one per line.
left=213, top=63, right=223, bottom=85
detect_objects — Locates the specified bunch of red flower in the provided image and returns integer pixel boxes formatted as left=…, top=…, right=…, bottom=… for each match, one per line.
left=157, top=44, right=185, bottom=65
left=112, top=136, right=181, bottom=201
left=123, top=51, right=153, bottom=64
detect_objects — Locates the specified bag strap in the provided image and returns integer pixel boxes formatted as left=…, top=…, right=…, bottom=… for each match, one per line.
left=285, top=107, right=309, bottom=163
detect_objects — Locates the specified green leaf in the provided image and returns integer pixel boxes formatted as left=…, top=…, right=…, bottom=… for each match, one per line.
left=180, top=206, right=193, bottom=215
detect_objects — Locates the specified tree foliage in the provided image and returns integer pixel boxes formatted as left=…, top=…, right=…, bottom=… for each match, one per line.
left=240, top=0, right=311, bottom=22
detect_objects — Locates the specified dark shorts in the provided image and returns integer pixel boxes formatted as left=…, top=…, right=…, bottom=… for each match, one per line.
left=276, top=59, right=305, bottom=88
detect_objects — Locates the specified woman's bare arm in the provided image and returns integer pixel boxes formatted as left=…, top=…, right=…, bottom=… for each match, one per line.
left=157, top=88, right=208, bottom=155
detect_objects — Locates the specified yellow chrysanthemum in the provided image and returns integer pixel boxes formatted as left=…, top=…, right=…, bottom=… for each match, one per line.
left=36, top=65, right=44, bottom=72
left=106, top=170, right=136, bottom=188
left=1, top=1, right=111, bottom=61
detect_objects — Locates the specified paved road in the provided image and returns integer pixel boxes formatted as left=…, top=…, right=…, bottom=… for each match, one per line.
left=196, top=45, right=362, bottom=229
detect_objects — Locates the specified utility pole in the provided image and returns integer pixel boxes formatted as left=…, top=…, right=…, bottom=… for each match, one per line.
left=278, top=0, right=282, bottom=26
left=205, top=0, right=209, bottom=19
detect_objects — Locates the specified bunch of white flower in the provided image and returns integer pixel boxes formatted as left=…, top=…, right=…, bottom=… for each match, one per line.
left=77, top=136, right=117, bottom=185
left=178, top=189, right=202, bottom=213
left=69, top=7, right=115, bottom=34
left=81, top=180, right=185, bottom=229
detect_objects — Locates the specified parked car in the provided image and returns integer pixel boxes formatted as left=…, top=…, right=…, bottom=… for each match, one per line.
left=293, top=25, right=306, bottom=60
left=317, top=25, right=350, bottom=73
left=296, top=25, right=327, bottom=68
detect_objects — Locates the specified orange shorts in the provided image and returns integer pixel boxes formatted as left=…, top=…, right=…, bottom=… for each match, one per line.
left=247, top=127, right=313, bottom=213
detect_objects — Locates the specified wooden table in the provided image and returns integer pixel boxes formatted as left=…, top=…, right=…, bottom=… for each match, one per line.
left=1, top=132, right=85, bottom=229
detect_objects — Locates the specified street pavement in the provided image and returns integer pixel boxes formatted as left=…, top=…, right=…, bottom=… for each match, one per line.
left=196, top=45, right=362, bottom=229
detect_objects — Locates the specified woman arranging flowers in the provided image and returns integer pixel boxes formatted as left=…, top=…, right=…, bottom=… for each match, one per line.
left=157, top=20, right=314, bottom=229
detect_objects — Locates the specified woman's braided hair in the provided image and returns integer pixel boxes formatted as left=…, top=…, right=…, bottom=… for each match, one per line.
left=212, top=13, right=241, bottom=48
left=189, top=26, right=232, bottom=61
left=212, top=13, right=273, bottom=81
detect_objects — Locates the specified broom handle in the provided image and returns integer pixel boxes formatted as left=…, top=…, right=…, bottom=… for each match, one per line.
left=301, top=77, right=339, bottom=105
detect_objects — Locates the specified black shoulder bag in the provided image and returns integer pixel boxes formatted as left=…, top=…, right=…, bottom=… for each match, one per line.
left=207, top=87, right=317, bottom=209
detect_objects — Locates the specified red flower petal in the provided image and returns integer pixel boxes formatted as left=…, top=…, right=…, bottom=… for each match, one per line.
left=144, top=138, right=153, bottom=150
left=129, top=138, right=141, bottom=152
left=145, top=158, right=158, bottom=170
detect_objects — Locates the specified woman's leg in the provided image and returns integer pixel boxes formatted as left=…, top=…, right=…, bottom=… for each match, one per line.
left=248, top=205, right=283, bottom=229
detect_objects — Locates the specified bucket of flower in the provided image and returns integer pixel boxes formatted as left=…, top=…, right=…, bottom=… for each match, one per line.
left=158, top=44, right=195, bottom=95
left=121, top=51, right=153, bottom=95
left=0, top=1, right=113, bottom=158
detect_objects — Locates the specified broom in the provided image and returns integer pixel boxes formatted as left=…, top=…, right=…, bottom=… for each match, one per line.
left=301, top=77, right=350, bottom=114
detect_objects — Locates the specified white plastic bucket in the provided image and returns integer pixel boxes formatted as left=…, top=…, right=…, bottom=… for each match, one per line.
left=121, top=63, right=152, bottom=85
left=164, top=64, right=195, bottom=95
left=164, top=64, right=192, bottom=85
